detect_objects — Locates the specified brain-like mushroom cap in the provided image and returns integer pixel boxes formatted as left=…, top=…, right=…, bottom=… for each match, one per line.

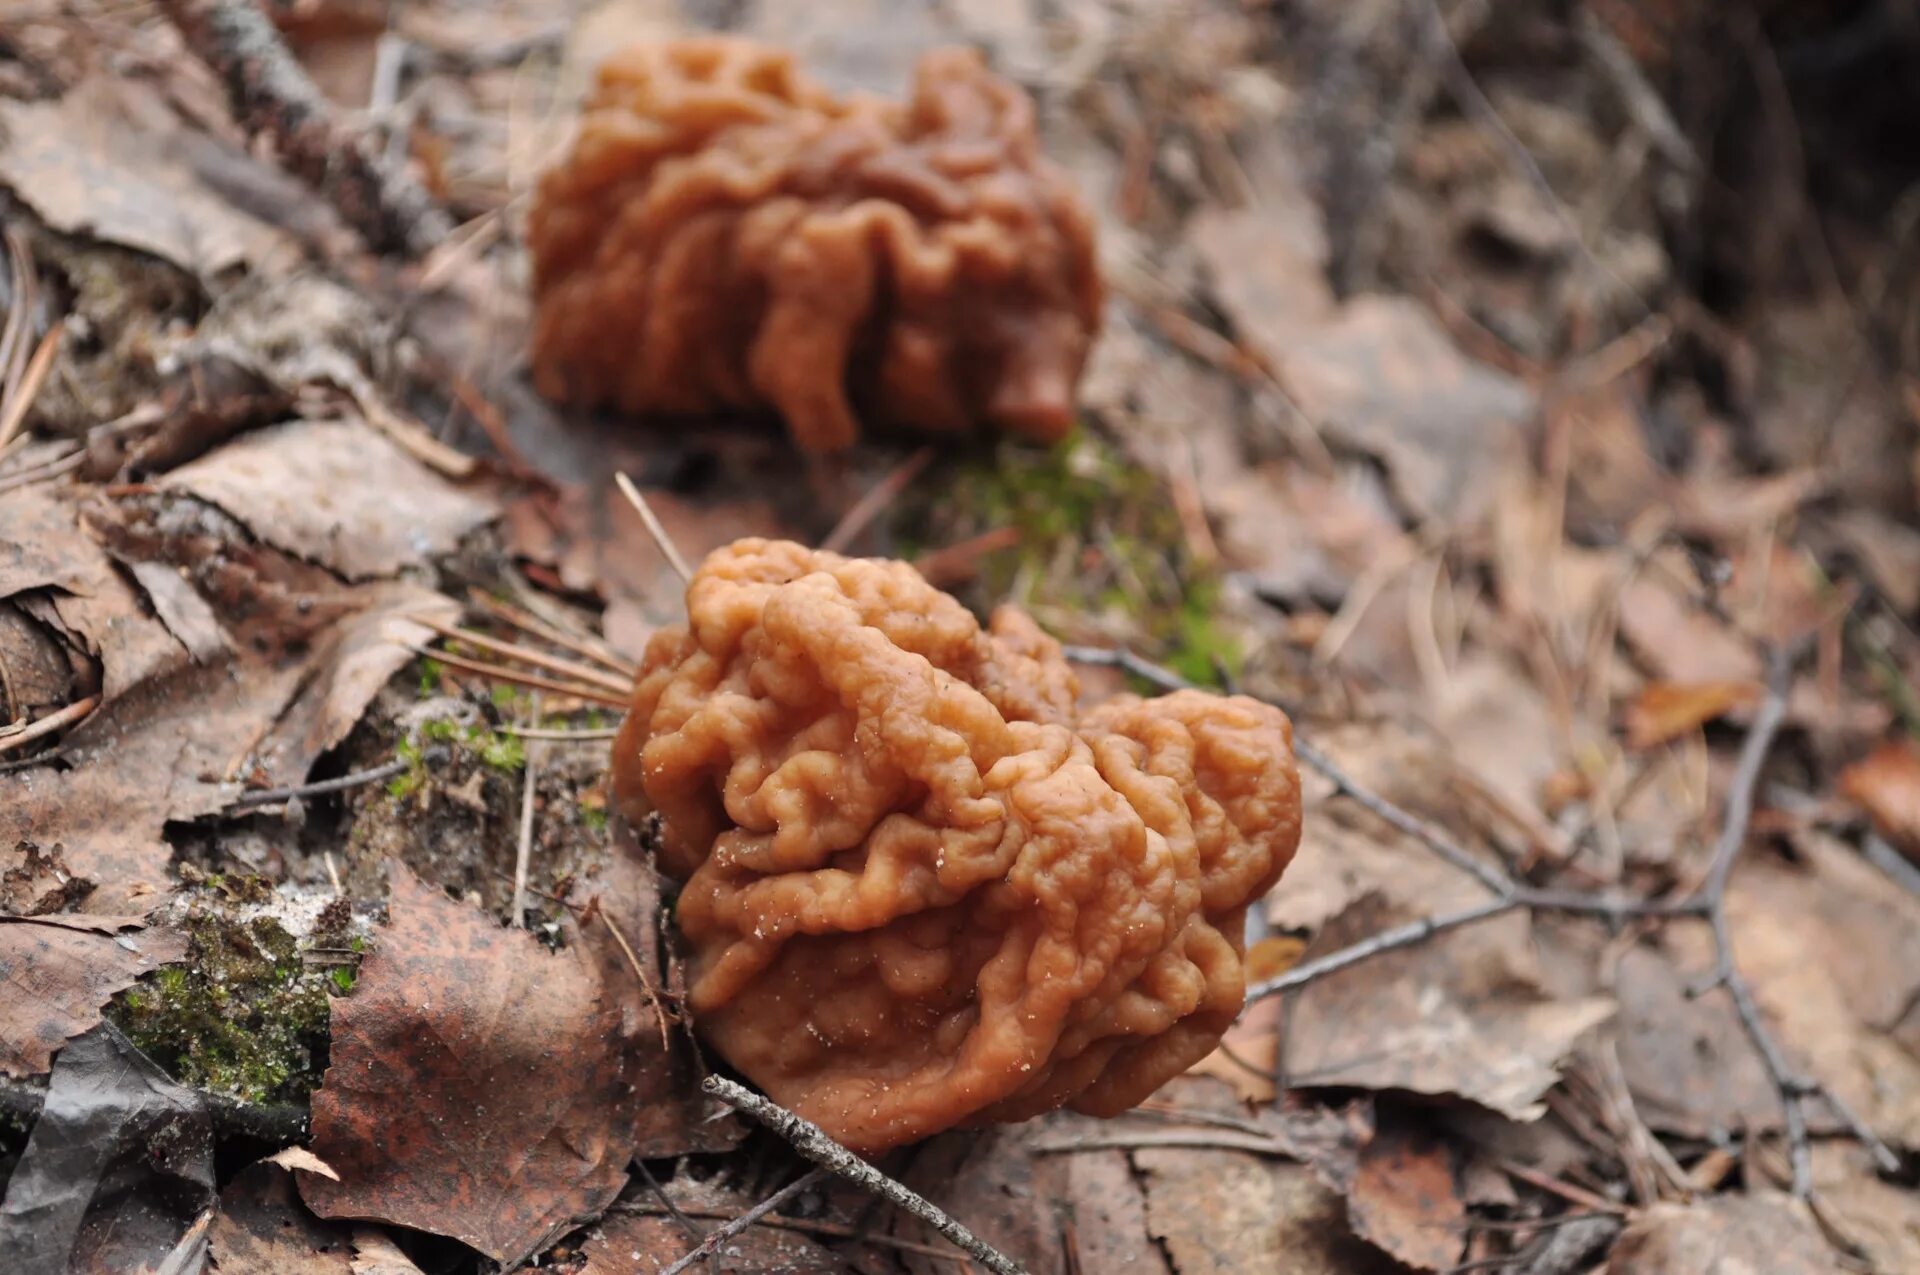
left=527, top=38, right=1101, bottom=452
left=612, top=540, right=1301, bottom=1152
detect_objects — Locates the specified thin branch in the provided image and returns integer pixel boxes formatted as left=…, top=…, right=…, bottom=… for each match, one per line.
left=0, top=446, right=85, bottom=496
left=0, top=695, right=98, bottom=757
left=659, top=1168, right=829, bottom=1275
left=701, top=1076, right=1028, bottom=1275
left=467, top=590, right=637, bottom=678
left=615, top=472, right=694, bottom=584
left=821, top=446, right=934, bottom=554
left=405, top=643, right=629, bottom=707
left=497, top=724, right=621, bottom=741
left=409, top=616, right=633, bottom=696
left=223, top=758, right=409, bottom=811
left=157, top=0, right=452, bottom=256
left=1247, top=896, right=1524, bottom=1001
left=0, top=319, right=65, bottom=452
left=511, top=693, right=542, bottom=926
left=608, top=1201, right=965, bottom=1261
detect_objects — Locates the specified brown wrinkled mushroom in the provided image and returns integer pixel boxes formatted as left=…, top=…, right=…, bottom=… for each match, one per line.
left=611, top=540, right=1301, bottom=1153
left=527, top=38, right=1102, bottom=452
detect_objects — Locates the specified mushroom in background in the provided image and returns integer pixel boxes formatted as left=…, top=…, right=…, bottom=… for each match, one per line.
left=611, top=540, right=1301, bottom=1153
left=527, top=38, right=1102, bottom=453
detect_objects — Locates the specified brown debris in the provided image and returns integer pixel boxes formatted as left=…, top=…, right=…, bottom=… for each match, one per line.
left=300, top=862, right=646, bottom=1265
left=527, top=38, right=1101, bottom=452
left=0, top=917, right=185, bottom=1077
left=612, top=539, right=1300, bottom=1152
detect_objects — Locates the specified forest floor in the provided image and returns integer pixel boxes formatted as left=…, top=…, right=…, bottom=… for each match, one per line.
left=2, top=0, right=1919, bottom=1272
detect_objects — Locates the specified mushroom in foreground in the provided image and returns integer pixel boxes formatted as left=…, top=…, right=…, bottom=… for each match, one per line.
left=611, top=540, right=1301, bottom=1153
left=527, top=38, right=1102, bottom=452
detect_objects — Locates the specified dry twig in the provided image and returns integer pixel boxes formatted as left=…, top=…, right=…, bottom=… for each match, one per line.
left=406, top=643, right=629, bottom=707
left=702, top=1076, right=1027, bottom=1275
left=0, top=695, right=98, bottom=758
left=157, top=0, right=453, bottom=255
left=658, top=1168, right=829, bottom=1275
left=224, top=758, right=410, bottom=811
left=1060, top=643, right=1901, bottom=1198
left=615, top=472, right=694, bottom=584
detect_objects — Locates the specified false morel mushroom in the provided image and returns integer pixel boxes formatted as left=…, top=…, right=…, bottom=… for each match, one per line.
left=527, top=38, right=1102, bottom=452
left=611, top=540, right=1301, bottom=1152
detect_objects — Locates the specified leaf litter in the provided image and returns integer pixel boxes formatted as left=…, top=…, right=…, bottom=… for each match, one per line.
left=2, top=0, right=1920, bottom=1271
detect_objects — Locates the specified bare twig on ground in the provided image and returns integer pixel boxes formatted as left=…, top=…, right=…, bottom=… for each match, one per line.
left=157, top=0, right=453, bottom=256
left=702, top=1076, right=1028, bottom=1275
left=0, top=318, right=63, bottom=452
left=410, top=616, right=633, bottom=696
left=224, top=758, right=409, bottom=811
left=406, top=643, right=629, bottom=707
left=1061, top=642, right=1901, bottom=1197
left=616, top=472, right=694, bottom=584
left=0, top=695, right=98, bottom=757
left=609, top=1200, right=964, bottom=1261
left=659, top=1167, right=829, bottom=1275
left=498, top=724, right=621, bottom=741
left=468, top=589, right=638, bottom=679
left=0, top=446, right=84, bottom=495
left=821, top=447, right=934, bottom=554
left=511, top=693, right=542, bottom=926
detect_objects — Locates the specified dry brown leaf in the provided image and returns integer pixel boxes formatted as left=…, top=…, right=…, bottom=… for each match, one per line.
left=1623, top=680, right=1761, bottom=750
left=0, top=74, right=295, bottom=275
left=0, top=919, right=185, bottom=1076
left=1617, top=572, right=1762, bottom=686
left=266, top=1147, right=340, bottom=1182
left=1840, top=738, right=1920, bottom=853
left=1136, top=1147, right=1398, bottom=1275
left=347, top=1228, right=426, bottom=1275
left=210, top=1161, right=353, bottom=1275
left=1607, top=1194, right=1835, bottom=1274
left=1281, top=894, right=1613, bottom=1119
left=1811, top=1143, right=1920, bottom=1274
left=161, top=419, right=497, bottom=582
left=299, top=861, right=643, bottom=1266
left=1343, top=1117, right=1467, bottom=1272
left=1, top=487, right=187, bottom=701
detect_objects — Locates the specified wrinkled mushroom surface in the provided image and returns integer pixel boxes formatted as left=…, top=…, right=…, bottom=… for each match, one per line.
left=612, top=540, right=1301, bottom=1152
left=528, top=38, right=1101, bottom=452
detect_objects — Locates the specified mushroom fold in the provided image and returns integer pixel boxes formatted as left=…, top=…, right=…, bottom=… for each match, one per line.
left=612, top=540, right=1302, bottom=1152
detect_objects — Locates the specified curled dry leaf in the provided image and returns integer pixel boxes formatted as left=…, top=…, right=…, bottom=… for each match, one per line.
left=161, top=419, right=498, bottom=582
left=1839, top=737, right=1920, bottom=855
left=0, top=917, right=187, bottom=1077
left=1623, top=680, right=1761, bottom=750
left=299, top=861, right=645, bottom=1266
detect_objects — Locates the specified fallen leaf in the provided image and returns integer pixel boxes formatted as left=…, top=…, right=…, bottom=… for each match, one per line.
left=347, top=1229, right=426, bottom=1275
left=1618, top=570, right=1762, bottom=686
left=1840, top=738, right=1920, bottom=854
left=210, top=1161, right=353, bottom=1275
left=0, top=918, right=186, bottom=1076
left=1280, top=894, right=1614, bottom=1119
left=0, top=487, right=187, bottom=701
left=0, top=73, right=294, bottom=275
left=1623, top=680, right=1761, bottom=750
left=299, top=861, right=641, bottom=1265
left=0, top=1023, right=215, bottom=1272
left=1811, top=1143, right=1920, bottom=1274
left=1136, top=1145, right=1398, bottom=1275
left=1342, top=1117, right=1466, bottom=1271
left=162, top=419, right=498, bottom=582
left=1826, top=507, right=1920, bottom=614
left=1607, top=1194, right=1834, bottom=1274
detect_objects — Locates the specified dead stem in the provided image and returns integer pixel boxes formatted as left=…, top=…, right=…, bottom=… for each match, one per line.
left=821, top=446, right=934, bottom=554
left=0, top=695, right=98, bottom=758
left=658, top=1168, right=829, bottom=1275
left=511, top=692, right=542, bottom=927
left=468, top=589, right=637, bottom=678
left=410, top=615, right=633, bottom=696
left=224, top=758, right=410, bottom=811
left=407, top=643, right=629, bottom=707
left=615, top=471, right=694, bottom=584
left=702, top=1076, right=1028, bottom=1275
